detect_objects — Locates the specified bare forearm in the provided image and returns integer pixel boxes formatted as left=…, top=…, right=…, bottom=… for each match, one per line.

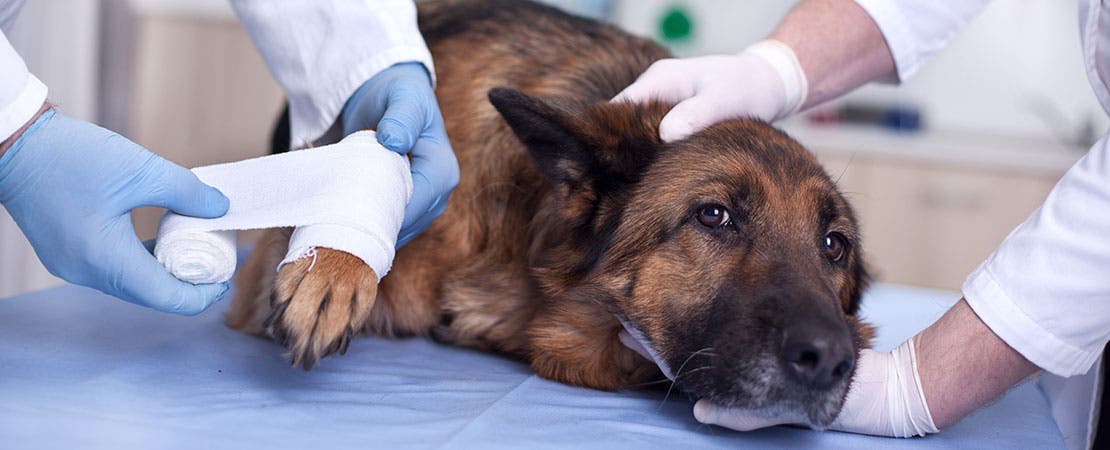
left=769, top=0, right=895, bottom=109
left=916, top=298, right=1039, bottom=428
left=0, top=102, right=51, bottom=159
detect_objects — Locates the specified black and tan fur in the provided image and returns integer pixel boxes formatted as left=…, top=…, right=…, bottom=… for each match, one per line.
left=227, top=0, right=873, bottom=427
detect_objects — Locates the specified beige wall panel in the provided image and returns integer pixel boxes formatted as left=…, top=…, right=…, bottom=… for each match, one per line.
left=857, top=161, right=1057, bottom=290
left=128, top=16, right=283, bottom=240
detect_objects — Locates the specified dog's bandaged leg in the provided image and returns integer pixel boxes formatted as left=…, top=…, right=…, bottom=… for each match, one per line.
left=154, top=131, right=412, bottom=284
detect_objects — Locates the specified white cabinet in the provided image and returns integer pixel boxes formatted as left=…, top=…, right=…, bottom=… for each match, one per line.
left=793, top=124, right=1082, bottom=290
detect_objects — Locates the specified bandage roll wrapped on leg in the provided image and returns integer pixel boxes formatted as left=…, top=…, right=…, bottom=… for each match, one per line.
left=154, top=130, right=412, bottom=286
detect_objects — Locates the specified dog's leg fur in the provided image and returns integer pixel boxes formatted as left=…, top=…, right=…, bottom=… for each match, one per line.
left=528, top=303, right=662, bottom=390
left=226, top=228, right=291, bottom=336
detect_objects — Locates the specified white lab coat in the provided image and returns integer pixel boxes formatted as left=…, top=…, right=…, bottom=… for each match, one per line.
left=0, top=0, right=432, bottom=149
left=0, top=0, right=44, bottom=147
left=229, top=0, right=434, bottom=148
left=855, top=1, right=1109, bottom=449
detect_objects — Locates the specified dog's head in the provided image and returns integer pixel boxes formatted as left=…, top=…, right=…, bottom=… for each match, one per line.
left=489, top=88, right=872, bottom=427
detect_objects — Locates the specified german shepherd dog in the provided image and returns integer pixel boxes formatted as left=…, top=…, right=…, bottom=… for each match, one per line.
left=227, top=0, right=872, bottom=428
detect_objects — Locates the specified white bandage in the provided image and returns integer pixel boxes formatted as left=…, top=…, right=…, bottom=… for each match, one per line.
left=743, top=39, right=809, bottom=118
left=154, top=130, right=412, bottom=284
left=155, top=229, right=238, bottom=285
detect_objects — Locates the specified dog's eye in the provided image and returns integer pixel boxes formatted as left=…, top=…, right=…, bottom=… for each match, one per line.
left=823, top=232, right=849, bottom=263
left=696, top=204, right=732, bottom=228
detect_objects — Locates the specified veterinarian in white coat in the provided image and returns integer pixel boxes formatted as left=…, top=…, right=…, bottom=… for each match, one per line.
left=0, top=0, right=456, bottom=314
left=618, top=0, right=1110, bottom=448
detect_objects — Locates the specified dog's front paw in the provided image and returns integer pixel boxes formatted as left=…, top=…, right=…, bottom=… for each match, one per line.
left=266, top=248, right=378, bottom=369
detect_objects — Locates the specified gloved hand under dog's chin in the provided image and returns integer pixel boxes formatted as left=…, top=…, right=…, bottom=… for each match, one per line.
left=620, top=330, right=823, bottom=431
left=691, top=343, right=939, bottom=438
left=617, top=330, right=936, bottom=437
left=341, top=62, right=460, bottom=247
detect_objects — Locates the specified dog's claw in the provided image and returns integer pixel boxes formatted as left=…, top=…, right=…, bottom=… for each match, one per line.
left=263, top=295, right=291, bottom=330
left=339, top=326, right=353, bottom=356
left=300, top=352, right=316, bottom=371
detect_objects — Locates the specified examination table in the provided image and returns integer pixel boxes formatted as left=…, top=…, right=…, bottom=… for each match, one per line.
left=1, top=269, right=1066, bottom=449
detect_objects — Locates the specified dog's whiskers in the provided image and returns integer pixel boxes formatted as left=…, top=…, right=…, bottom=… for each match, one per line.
left=676, top=365, right=714, bottom=378
left=834, top=153, right=856, bottom=184
left=625, top=377, right=674, bottom=389
left=659, top=347, right=716, bottom=410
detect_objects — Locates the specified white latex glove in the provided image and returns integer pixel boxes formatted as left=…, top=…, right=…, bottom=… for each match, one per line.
left=612, top=39, right=808, bottom=142
left=692, top=337, right=939, bottom=438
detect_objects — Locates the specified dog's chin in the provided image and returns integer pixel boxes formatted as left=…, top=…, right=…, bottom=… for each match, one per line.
left=668, top=348, right=854, bottom=429
left=696, top=388, right=848, bottom=430
left=792, top=385, right=851, bottom=429
left=684, top=364, right=851, bottom=429
left=703, top=384, right=849, bottom=429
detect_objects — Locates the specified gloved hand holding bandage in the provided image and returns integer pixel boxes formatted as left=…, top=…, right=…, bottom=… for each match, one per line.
left=154, top=130, right=412, bottom=285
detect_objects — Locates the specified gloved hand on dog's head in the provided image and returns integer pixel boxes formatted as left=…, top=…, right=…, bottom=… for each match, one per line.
left=691, top=338, right=939, bottom=438
left=612, top=39, right=807, bottom=142
left=341, top=62, right=460, bottom=247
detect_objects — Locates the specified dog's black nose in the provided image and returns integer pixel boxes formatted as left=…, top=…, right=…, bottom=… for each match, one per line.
left=781, top=321, right=854, bottom=390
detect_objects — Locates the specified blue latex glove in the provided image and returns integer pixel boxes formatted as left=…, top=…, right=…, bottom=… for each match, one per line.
left=0, top=108, right=230, bottom=315
left=341, top=62, right=459, bottom=246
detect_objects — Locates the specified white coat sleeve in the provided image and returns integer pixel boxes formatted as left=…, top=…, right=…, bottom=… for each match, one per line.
left=963, top=134, right=1110, bottom=377
left=852, top=0, right=992, bottom=82
left=229, top=0, right=434, bottom=148
left=0, top=30, right=46, bottom=144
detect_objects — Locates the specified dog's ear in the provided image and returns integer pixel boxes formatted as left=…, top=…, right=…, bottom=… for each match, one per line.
left=488, top=88, right=657, bottom=194
left=489, top=87, right=661, bottom=277
left=488, top=88, right=599, bottom=187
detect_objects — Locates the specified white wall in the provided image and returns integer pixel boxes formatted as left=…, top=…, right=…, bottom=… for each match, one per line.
left=611, top=0, right=1107, bottom=144
left=613, top=0, right=793, bottom=55
left=1, top=0, right=101, bottom=297
left=7, top=0, right=100, bottom=121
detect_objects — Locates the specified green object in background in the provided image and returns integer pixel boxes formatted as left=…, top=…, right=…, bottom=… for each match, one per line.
left=659, top=5, right=693, bottom=42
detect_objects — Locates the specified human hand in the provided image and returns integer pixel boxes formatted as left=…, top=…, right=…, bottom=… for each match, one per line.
left=0, top=108, right=230, bottom=314
left=692, top=339, right=938, bottom=438
left=613, top=40, right=808, bottom=142
left=341, top=62, right=459, bottom=246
